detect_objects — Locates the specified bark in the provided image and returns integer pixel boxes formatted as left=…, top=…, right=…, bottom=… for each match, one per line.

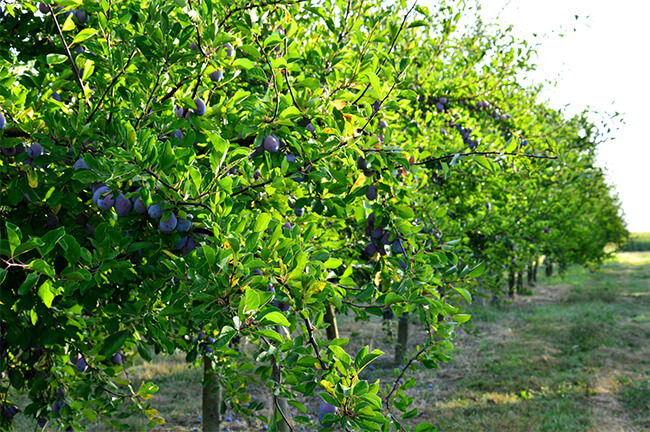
left=202, top=357, right=222, bottom=432
left=507, top=270, right=515, bottom=297
left=516, top=271, right=523, bottom=293
left=394, top=314, right=409, bottom=364
left=323, top=303, right=339, bottom=340
left=545, top=259, right=553, bottom=277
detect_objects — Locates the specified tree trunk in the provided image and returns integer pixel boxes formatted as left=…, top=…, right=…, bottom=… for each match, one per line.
left=516, top=272, right=523, bottom=293
left=527, top=263, right=534, bottom=286
left=545, top=259, right=553, bottom=277
left=273, top=326, right=292, bottom=432
left=394, top=314, right=409, bottom=364
left=323, top=303, right=339, bottom=340
left=533, top=261, right=538, bottom=282
left=202, top=357, right=222, bottom=432
left=507, top=270, right=515, bottom=297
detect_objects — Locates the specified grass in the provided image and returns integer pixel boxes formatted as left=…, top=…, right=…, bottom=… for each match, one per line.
left=8, top=252, right=650, bottom=431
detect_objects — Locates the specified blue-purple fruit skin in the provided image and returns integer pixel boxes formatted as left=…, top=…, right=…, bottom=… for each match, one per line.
left=306, top=123, right=315, bottom=133
left=74, top=158, right=89, bottom=170
left=133, top=197, right=147, bottom=214
left=209, top=70, right=223, bottom=82
left=97, top=189, right=115, bottom=211
left=194, top=98, right=206, bottom=116
left=75, top=357, right=88, bottom=372
left=224, top=42, right=235, bottom=57
left=171, top=129, right=183, bottom=143
left=159, top=212, right=178, bottom=233
left=364, top=243, right=377, bottom=257
left=148, top=203, right=163, bottom=219
left=114, top=194, right=132, bottom=217
left=93, top=186, right=110, bottom=205
left=52, top=92, right=61, bottom=102
left=0, top=113, right=6, bottom=129
left=366, top=184, right=377, bottom=200
left=28, top=143, right=43, bottom=158
left=38, top=418, right=47, bottom=428
left=263, top=135, right=280, bottom=153
left=75, top=9, right=88, bottom=23
left=379, top=120, right=388, bottom=129
left=176, top=218, right=192, bottom=232
left=318, top=401, right=337, bottom=424
left=175, top=236, right=189, bottom=249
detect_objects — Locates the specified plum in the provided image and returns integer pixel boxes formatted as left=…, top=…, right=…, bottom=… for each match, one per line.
left=28, top=142, right=43, bottom=158
left=113, top=193, right=132, bottom=217
left=171, top=129, right=183, bottom=143
left=175, top=236, right=189, bottom=249
left=174, top=105, right=184, bottom=118
left=357, top=156, right=367, bottom=170
left=194, top=98, right=206, bottom=116
left=364, top=243, right=377, bottom=257
left=392, top=239, right=405, bottom=255
left=38, top=3, right=49, bottom=14
left=2, top=405, right=18, bottom=419
left=366, top=184, right=377, bottom=200
left=209, top=70, right=223, bottom=82
left=190, top=42, right=198, bottom=51
left=286, top=153, right=297, bottom=163
left=176, top=218, right=192, bottom=232
left=263, top=135, right=280, bottom=153
left=74, top=158, right=89, bottom=170
left=180, top=235, right=199, bottom=255
left=75, top=357, right=88, bottom=372
left=318, top=401, right=337, bottom=425
left=75, top=9, right=88, bottom=23
left=51, top=91, right=61, bottom=102
left=306, top=123, right=315, bottom=133
left=1, top=146, right=16, bottom=157
left=159, top=212, right=178, bottom=233
left=148, top=203, right=163, bottom=219
left=294, top=208, right=304, bottom=217
left=282, top=222, right=292, bottom=232
left=97, top=190, right=115, bottom=211
left=379, top=120, right=388, bottom=129
left=111, top=353, right=122, bottom=365
left=0, top=113, right=5, bottom=129
left=93, top=186, right=111, bottom=206
left=133, top=197, right=147, bottom=214
left=38, top=418, right=47, bottom=428
left=224, top=42, right=235, bottom=57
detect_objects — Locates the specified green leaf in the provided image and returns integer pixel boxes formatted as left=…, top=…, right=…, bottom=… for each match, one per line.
left=363, top=71, right=381, bottom=97
left=29, top=259, right=55, bottom=277
left=101, top=330, right=130, bottom=357
left=46, top=53, right=68, bottom=65
left=263, top=32, right=283, bottom=48
left=454, top=314, right=471, bottom=323
left=452, top=286, right=472, bottom=304
left=253, top=213, right=272, bottom=233
left=233, top=58, right=255, bottom=70
left=37, top=280, right=55, bottom=308
left=18, top=273, right=39, bottom=295
left=467, top=261, right=485, bottom=277
left=323, top=258, right=342, bottom=269
left=6, top=222, right=21, bottom=256
left=259, top=311, right=290, bottom=327
left=254, top=328, right=284, bottom=343
left=72, top=28, right=99, bottom=45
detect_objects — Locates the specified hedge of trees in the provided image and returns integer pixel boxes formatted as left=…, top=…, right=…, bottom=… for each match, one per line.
left=0, top=1, right=627, bottom=431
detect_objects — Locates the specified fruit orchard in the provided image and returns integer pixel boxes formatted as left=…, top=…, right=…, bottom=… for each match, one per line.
left=0, top=1, right=627, bottom=431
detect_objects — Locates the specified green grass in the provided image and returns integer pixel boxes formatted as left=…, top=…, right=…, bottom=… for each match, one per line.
left=7, top=253, right=650, bottom=431
left=422, top=252, right=650, bottom=431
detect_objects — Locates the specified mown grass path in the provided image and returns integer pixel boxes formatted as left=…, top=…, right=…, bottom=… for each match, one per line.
left=422, top=253, right=650, bottom=431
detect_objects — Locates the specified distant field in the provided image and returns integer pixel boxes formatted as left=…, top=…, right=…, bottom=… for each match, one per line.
left=621, top=232, right=650, bottom=251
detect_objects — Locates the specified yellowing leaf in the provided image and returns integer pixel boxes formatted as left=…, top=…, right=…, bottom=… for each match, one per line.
left=350, top=172, right=367, bottom=192
left=307, top=282, right=327, bottom=296
left=320, top=380, right=336, bottom=395
left=27, top=170, right=38, bottom=188
left=331, top=100, right=347, bottom=110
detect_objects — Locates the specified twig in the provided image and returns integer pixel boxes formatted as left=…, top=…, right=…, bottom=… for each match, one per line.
left=219, top=0, right=310, bottom=28
left=303, top=317, right=330, bottom=371
left=413, top=151, right=558, bottom=166
left=48, top=6, right=85, bottom=94
left=87, top=49, right=138, bottom=123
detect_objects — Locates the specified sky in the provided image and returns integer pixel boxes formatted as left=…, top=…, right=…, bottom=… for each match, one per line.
left=423, top=0, right=649, bottom=232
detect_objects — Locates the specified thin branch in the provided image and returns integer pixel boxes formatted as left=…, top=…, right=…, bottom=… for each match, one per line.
left=87, top=49, right=138, bottom=123
left=253, top=35, right=280, bottom=123
left=219, top=0, right=310, bottom=28
left=48, top=6, right=85, bottom=94
left=384, top=342, right=429, bottom=409
left=413, top=151, right=558, bottom=166
left=303, top=317, right=330, bottom=371
left=282, top=69, right=301, bottom=111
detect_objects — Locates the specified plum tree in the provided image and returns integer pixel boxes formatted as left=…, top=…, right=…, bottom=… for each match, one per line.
left=0, top=1, right=627, bottom=432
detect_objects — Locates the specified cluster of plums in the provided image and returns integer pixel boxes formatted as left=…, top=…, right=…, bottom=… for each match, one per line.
left=452, top=123, right=479, bottom=150
left=362, top=212, right=408, bottom=269
left=38, top=2, right=88, bottom=25
left=0, top=141, right=45, bottom=167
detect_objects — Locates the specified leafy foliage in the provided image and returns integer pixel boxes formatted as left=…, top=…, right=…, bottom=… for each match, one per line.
left=0, top=1, right=626, bottom=431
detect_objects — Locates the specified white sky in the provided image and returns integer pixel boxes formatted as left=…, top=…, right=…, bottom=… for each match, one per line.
left=423, top=0, right=649, bottom=232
